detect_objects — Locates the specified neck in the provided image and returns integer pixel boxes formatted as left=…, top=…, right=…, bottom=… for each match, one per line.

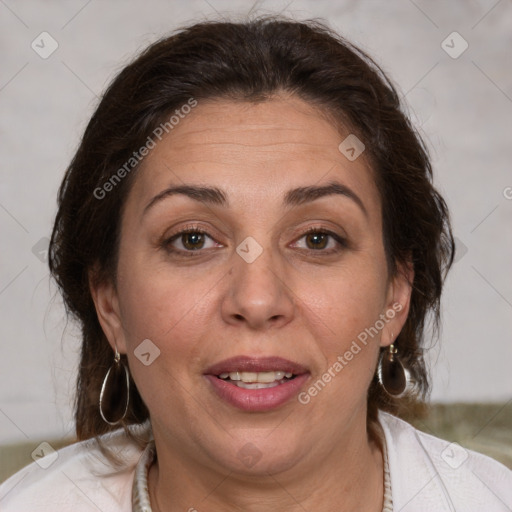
left=148, top=418, right=385, bottom=512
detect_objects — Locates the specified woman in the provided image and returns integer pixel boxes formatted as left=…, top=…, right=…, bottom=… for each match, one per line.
left=1, top=15, right=510, bottom=512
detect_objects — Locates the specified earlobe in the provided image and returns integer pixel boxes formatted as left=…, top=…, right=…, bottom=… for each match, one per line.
left=88, top=267, right=127, bottom=354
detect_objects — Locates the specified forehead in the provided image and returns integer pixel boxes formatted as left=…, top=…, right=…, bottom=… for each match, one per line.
left=125, top=95, right=380, bottom=217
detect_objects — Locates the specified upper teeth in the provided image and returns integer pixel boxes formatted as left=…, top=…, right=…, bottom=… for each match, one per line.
left=218, top=371, right=293, bottom=383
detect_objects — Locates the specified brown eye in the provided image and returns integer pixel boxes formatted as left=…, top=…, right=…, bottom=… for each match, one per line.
left=292, top=228, right=348, bottom=254
left=163, top=227, right=219, bottom=257
left=181, top=232, right=206, bottom=250
left=305, top=232, right=329, bottom=250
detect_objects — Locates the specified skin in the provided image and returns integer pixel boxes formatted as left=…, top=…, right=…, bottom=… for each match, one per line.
left=90, top=94, right=413, bottom=512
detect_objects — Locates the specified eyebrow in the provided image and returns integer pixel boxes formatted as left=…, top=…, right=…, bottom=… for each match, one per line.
left=142, top=180, right=367, bottom=217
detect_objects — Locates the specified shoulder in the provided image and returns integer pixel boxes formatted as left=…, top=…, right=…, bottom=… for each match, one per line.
left=0, top=421, right=152, bottom=512
left=378, top=410, right=512, bottom=511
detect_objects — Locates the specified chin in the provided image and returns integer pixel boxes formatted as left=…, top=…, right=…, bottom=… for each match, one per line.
left=208, top=434, right=305, bottom=477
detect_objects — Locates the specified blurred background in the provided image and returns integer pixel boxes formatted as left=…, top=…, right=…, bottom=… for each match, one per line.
left=1, top=0, right=511, bottom=481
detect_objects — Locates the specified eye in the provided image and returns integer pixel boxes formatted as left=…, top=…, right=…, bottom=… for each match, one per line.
left=163, top=226, right=220, bottom=256
left=292, top=227, right=347, bottom=254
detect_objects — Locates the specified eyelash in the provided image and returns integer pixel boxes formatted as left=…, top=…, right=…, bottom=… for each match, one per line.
left=161, top=224, right=348, bottom=258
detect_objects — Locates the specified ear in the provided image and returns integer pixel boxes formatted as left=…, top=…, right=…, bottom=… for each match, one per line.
left=88, top=265, right=127, bottom=354
left=380, top=259, right=414, bottom=348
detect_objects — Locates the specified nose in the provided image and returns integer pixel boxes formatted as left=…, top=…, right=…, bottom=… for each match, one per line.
left=220, top=241, right=295, bottom=331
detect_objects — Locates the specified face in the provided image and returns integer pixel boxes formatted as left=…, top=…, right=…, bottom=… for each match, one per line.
left=91, top=94, right=412, bottom=476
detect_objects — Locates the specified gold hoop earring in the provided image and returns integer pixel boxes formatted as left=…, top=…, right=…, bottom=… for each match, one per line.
left=377, top=335, right=410, bottom=397
left=99, top=344, right=130, bottom=425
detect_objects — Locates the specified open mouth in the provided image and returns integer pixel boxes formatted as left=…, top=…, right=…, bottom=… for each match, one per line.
left=216, top=371, right=298, bottom=389
left=204, top=356, right=309, bottom=411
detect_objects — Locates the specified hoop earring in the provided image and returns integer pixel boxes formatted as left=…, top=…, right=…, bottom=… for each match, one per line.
left=377, top=336, right=410, bottom=397
left=99, top=344, right=130, bottom=426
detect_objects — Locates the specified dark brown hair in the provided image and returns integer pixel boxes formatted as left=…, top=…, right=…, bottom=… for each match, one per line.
left=48, top=15, right=454, bottom=457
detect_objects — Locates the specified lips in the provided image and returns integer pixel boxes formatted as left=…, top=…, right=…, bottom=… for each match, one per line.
left=203, top=355, right=310, bottom=411
left=204, top=355, right=309, bottom=376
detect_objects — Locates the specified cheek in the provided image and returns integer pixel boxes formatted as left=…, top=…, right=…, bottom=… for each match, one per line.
left=299, top=257, right=389, bottom=340
left=115, top=266, right=212, bottom=417
left=115, top=252, right=214, bottom=378
left=294, top=257, right=388, bottom=402
left=116, top=231, right=209, bottom=333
